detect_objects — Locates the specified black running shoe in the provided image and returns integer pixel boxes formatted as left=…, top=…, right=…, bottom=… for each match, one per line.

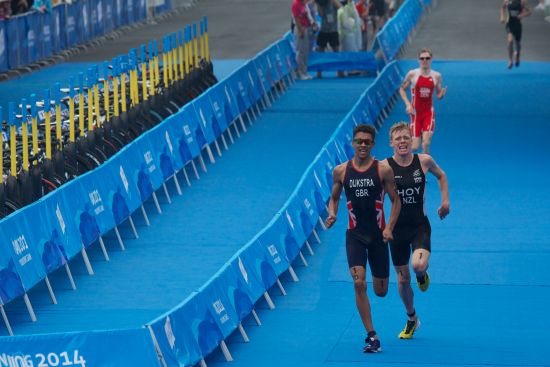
left=363, top=336, right=382, bottom=353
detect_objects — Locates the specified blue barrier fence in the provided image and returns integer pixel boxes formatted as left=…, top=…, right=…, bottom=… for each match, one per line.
left=0, top=0, right=425, bottom=363
left=0, top=0, right=174, bottom=73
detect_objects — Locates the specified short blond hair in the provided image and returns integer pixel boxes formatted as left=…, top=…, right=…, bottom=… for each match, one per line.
left=389, top=122, right=411, bottom=140
left=418, top=48, right=432, bottom=57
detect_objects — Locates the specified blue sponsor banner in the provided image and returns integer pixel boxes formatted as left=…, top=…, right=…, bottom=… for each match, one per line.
left=255, top=215, right=292, bottom=276
left=147, top=122, right=179, bottom=184
left=17, top=16, right=28, bottom=66
left=198, top=268, right=240, bottom=339
left=77, top=0, right=90, bottom=44
left=163, top=111, right=198, bottom=170
left=0, top=21, right=7, bottom=72
left=39, top=11, right=53, bottom=59
left=334, top=127, right=355, bottom=161
left=40, top=189, right=84, bottom=264
left=103, top=150, right=143, bottom=224
left=6, top=18, right=19, bottom=69
left=271, top=42, right=287, bottom=82
left=280, top=194, right=309, bottom=251
left=297, top=169, right=324, bottom=231
left=172, top=105, right=202, bottom=164
left=148, top=293, right=204, bottom=367
left=0, top=237, right=25, bottom=305
left=262, top=45, right=281, bottom=85
left=65, top=1, right=78, bottom=47
left=225, top=72, right=252, bottom=114
left=104, top=0, right=114, bottom=33
left=25, top=12, right=38, bottom=62
left=78, top=164, right=117, bottom=236
left=326, top=137, right=348, bottom=167
left=241, top=62, right=263, bottom=104
left=51, top=5, right=63, bottom=52
left=0, top=328, right=161, bottom=366
left=127, top=0, right=135, bottom=24
left=208, top=85, right=230, bottom=135
left=191, top=94, right=218, bottom=144
left=277, top=35, right=297, bottom=74
left=229, top=246, right=266, bottom=306
left=129, top=137, right=159, bottom=202
left=311, top=148, right=334, bottom=202
left=251, top=57, right=270, bottom=96
left=215, top=81, right=239, bottom=127
left=0, top=204, right=47, bottom=292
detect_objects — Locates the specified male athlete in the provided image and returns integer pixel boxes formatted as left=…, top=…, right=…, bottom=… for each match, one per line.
left=383, top=122, right=450, bottom=339
left=325, top=124, right=401, bottom=353
left=399, top=48, right=447, bottom=154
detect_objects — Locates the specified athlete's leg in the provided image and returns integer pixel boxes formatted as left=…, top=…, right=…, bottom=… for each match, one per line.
left=411, top=249, right=431, bottom=277
left=395, top=264, right=415, bottom=317
left=513, top=26, right=522, bottom=66
left=410, top=114, right=421, bottom=151
left=507, top=32, right=514, bottom=68
left=350, top=266, right=377, bottom=334
left=421, top=131, right=433, bottom=154
left=421, top=110, right=435, bottom=154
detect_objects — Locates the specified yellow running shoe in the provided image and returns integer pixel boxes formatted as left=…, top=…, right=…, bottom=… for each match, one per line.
left=398, top=319, right=421, bottom=339
left=417, top=272, right=430, bottom=292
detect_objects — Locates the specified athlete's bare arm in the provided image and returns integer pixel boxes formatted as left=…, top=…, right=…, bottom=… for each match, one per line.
left=420, top=154, right=450, bottom=219
left=500, top=0, right=507, bottom=23
left=325, top=163, right=346, bottom=228
left=399, top=71, right=414, bottom=115
left=435, top=72, right=447, bottom=99
left=379, top=161, right=401, bottom=242
left=519, top=0, right=531, bottom=18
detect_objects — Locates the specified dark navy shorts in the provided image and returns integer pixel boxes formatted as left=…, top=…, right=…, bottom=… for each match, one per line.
left=346, top=230, right=389, bottom=278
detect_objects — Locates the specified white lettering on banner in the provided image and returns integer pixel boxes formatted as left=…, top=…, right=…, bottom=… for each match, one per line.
left=327, top=161, right=333, bottom=171
left=268, top=244, right=281, bottom=264
left=97, top=3, right=103, bottom=22
left=213, top=300, right=230, bottom=324
left=199, top=109, right=207, bottom=128
left=12, top=235, right=28, bottom=256
left=238, top=82, right=245, bottom=93
left=183, top=125, right=191, bottom=136
left=67, top=16, right=75, bottom=33
left=119, top=166, right=129, bottom=194
left=44, top=25, right=51, bottom=41
left=0, top=29, right=5, bottom=58
left=4, top=350, right=87, bottom=367
left=88, top=190, right=104, bottom=215
left=56, top=204, right=66, bottom=234
left=213, top=300, right=225, bottom=314
left=225, top=87, right=232, bottom=104
left=82, top=6, right=88, bottom=28
left=19, top=254, right=32, bottom=266
left=164, top=316, right=176, bottom=349
left=248, top=72, right=255, bottom=87
left=286, top=210, right=295, bottom=230
left=304, top=198, right=314, bottom=216
left=144, top=151, right=153, bottom=165
left=238, top=257, right=249, bottom=284
left=144, top=151, right=156, bottom=173
left=165, top=131, right=173, bottom=154
left=314, top=171, right=322, bottom=189
left=212, top=101, right=220, bottom=114
left=28, top=30, right=35, bottom=49
left=267, top=57, right=273, bottom=68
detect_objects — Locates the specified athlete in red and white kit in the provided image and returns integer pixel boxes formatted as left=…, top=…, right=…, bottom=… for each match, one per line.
left=399, top=48, right=447, bottom=155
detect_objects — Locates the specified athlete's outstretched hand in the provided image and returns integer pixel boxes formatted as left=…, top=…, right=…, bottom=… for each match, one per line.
left=382, top=227, right=394, bottom=243
left=438, top=201, right=450, bottom=219
left=437, top=86, right=448, bottom=99
left=325, top=214, right=337, bottom=229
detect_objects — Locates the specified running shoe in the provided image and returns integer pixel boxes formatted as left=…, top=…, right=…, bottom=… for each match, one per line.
left=417, top=272, right=430, bottom=292
left=398, top=318, right=421, bottom=339
left=363, top=337, right=382, bottom=353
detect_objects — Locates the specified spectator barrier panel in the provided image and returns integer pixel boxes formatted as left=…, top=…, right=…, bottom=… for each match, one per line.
left=0, top=0, right=161, bottom=74
left=0, top=0, right=425, bottom=362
